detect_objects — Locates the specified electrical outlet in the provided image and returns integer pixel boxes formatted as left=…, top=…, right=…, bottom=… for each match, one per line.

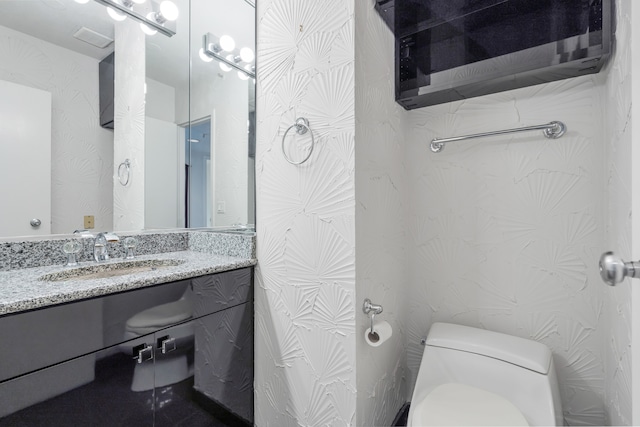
left=84, top=215, right=95, bottom=229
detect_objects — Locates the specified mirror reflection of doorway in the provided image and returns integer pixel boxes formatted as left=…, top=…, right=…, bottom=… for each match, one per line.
left=185, top=118, right=212, bottom=228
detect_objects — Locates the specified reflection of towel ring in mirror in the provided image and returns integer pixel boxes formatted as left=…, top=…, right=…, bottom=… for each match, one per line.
left=118, top=159, right=131, bottom=186
left=281, top=117, right=315, bottom=165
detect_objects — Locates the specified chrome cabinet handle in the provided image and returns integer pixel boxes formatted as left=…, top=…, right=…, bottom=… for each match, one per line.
left=599, top=252, right=640, bottom=286
left=157, top=336, right=176, bottom=354
left=133, top=344, right=154, bottom=364
left=30, top=218, right=41, bottom=227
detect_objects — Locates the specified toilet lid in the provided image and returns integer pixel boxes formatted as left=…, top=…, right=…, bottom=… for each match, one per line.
left=413, top=383, right=529, bottom=426
left=126, top=298, right=193, bottom=334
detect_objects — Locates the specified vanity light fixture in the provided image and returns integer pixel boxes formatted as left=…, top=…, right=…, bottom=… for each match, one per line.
left=89, top=0, right=178, bottom=37
left=219, top=35, right=236, bottom=52
left=239, top=47, right=254, bottom=63
left=201, top=33, right=256, bottom=79
left=140, top=16, right=158, bottom=36
left=198, top=48, right=214, bottom=63
left=107, top=5, right=127, bottom=21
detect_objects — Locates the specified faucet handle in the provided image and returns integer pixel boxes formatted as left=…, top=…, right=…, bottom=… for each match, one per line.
left=62, top=239, right=82, bottom=266
left=123, top=237, right=137, bottom=259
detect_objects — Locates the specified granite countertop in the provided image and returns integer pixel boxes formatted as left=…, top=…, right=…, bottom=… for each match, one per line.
left=0, top=250, right=256, bottom=316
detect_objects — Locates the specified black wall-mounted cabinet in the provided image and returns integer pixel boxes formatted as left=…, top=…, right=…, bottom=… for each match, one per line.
left=99, top=52, right=115, bottom=129
left=375, top=0, right=614, bottom=110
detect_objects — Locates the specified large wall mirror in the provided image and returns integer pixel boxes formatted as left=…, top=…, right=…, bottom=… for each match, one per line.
left=0, top=0, right=255, bottom=238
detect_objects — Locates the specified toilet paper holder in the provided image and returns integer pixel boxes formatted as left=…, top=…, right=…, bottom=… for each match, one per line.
left=363, top=298, right=383, bottom=334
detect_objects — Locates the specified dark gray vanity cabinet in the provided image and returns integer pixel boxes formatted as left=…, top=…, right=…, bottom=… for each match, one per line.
left=0, top=267, right=253, bottom=426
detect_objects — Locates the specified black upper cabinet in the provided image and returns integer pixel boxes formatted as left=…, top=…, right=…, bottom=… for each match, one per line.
left=99, top=52, right=115, bottom=130
left=375, top=0, right=614, bottom=109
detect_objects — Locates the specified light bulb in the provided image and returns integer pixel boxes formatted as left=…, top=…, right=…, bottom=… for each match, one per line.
left=107, top=6, right=127, bottom=21
left=219, top=35, right=235, bottom=52
left=74, top=0, right=90, bottom=4
left=199, top=48, right=213, bottom=63
left=140, top=22, right=157, bottom=36
left=237, top=71, right=249, bottom=80
left=131, top=0, right=145, bottom=3
left=219, top=62, right=232, bottom=72
left=239, top=47, right=254, bottom=63
left=140, top=13, right=158, bottom=35
left=159, top=1, right=179, bottom=21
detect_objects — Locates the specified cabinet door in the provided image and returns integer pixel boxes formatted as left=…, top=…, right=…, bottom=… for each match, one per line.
left=193, top=301, right=254, bottom=425
left=152, top=304, right=254, bottom=427
left=0, top=345, right=156, bottom=426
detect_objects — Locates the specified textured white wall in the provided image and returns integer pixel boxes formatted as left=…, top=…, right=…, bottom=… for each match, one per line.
left=256, top=1, right=633, bottom=425
left=603, top=1, right=633, bottom=424
left=354, top=1, right=408, bottom=425
left=255, top=0, right=357, bottom=425
left=405, top=75, right=607, bottom=424
left=113, top=20, right=145, bottom=231
left=0, top=24, right=113, bottom=234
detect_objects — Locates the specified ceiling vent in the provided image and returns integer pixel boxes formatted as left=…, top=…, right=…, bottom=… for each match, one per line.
left=73, top=27, right=114, bottom=49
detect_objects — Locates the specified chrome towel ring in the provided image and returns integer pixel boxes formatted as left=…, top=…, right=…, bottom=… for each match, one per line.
left=118, top=159, right=131, bottom=186
left=282, top=117, right=315, bottom=165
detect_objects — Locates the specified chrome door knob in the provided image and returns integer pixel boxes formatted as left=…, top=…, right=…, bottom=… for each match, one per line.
left=599, top=252, right=640, bottom=286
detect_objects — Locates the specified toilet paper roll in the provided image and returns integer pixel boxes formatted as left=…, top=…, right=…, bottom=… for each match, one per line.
left=364, top=321, right=392, bottom=347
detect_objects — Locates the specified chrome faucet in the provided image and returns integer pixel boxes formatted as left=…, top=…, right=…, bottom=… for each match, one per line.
left=94, top=232, right=120, bottom=262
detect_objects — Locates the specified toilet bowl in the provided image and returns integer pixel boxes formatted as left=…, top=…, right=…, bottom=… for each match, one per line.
left=408, top=323, right=563, bottom=426
left=118, top=289, right=195, bottom=392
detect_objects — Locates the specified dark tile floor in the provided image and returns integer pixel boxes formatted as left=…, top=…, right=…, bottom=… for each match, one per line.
left=0, top=353, right=236, bottom=427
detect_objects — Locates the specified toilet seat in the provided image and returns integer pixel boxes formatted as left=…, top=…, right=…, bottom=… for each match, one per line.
left=125, top=298, right=193, bottom=335
left=412, top=383, right=529, bottom=426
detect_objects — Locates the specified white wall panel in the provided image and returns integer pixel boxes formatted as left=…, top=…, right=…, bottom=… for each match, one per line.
left=113, top=20, right=145, bottom=231
left=255, top=0, right=357, bottom=425
left=604, top=1, right=633, bottom=425
left=354, top=1, right=408, bottom=426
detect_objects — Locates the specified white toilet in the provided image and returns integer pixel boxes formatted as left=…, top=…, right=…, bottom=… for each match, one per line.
left=408, top=323, right=563, bottom=426
left=119, top=288, right=195, bottom=392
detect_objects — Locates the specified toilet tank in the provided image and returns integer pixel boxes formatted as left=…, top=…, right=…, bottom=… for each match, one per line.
left=413, top=323, right=563, bottom=426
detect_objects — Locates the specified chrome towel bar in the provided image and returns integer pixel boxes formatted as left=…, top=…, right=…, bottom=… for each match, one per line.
left=430, top=121, right=566, bottom=153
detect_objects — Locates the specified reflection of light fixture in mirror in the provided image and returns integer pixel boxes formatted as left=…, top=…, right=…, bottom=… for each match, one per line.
left=140, top=12, right=158, bottom=35
left=107, top=5, right=127, bottom=21
left=219, top=57, right=233, bottom=72
left=159, top=1, right=179, bottom=21
left=201, top=33, right=255, bottom=79
left=75, top=0, right=91, bottom=3
left=239, top=47, right=254, bottom=63
left=199, top=48, right=214, bottom=63
left=219, top=35, right=235, bottom=52
left=89, top=0, right=177, bottom=37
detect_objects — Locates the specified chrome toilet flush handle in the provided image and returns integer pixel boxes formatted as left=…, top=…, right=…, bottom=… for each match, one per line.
left=599, top=251, right=640, bottom=286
